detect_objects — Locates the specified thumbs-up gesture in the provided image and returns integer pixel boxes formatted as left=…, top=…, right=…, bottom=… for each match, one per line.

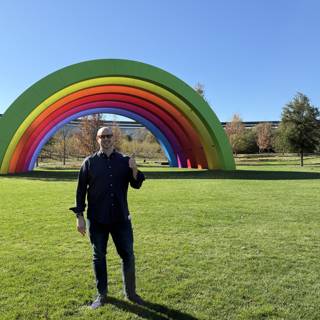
left=129, top=153, right=138, bottom=179
left=129, top=153, right=137, bottom=169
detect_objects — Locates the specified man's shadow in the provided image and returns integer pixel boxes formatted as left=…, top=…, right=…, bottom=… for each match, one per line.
left=105, top=296, right=198, bottom=320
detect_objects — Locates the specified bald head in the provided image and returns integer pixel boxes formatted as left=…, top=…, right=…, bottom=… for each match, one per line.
left=96, top=127, right=114, bottom=153
left=97, top=127, right=113, bottom=137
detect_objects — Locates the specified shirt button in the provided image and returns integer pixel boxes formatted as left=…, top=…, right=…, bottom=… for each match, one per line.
left=108, top=166, right=111, bottom=169
left=110, top=183, right=113, bottom=187
left=110, top=193, right=114, bottom=197
left=111, top=203, right=114, bottom=206
left=109, top=174, right=112, bottom=177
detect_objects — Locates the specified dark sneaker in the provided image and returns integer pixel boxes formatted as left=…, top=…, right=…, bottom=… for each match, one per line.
left=90, top=294, right=107, bottom=309
left=125, top=294, right=144, bottom=305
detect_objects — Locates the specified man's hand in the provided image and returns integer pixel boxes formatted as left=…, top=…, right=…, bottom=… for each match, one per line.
left=129, top=153, right=138, bottom=179
left=129, top=153, right=137, bottom=169
left=77, top=215, right=86, bottom=236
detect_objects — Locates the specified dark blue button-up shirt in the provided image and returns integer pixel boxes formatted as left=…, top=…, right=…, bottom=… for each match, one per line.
left=72, top=150, right=145, bottom=224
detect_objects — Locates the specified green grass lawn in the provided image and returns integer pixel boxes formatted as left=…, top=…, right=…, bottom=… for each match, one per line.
left=0, top=157, right=320, bottom=319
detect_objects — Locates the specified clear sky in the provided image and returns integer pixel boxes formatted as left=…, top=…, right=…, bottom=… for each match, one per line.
left=0, top=0, right=319, bottom=122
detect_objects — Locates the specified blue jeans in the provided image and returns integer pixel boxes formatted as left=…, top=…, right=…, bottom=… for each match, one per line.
left=87, top=219, right=136, bottom=296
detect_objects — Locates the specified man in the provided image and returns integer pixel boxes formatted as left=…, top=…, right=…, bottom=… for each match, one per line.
left=70, top=126, right=145, bottom=309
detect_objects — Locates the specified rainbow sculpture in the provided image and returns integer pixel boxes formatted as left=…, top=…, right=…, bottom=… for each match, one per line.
left=0, top=59, right=235, bottom=174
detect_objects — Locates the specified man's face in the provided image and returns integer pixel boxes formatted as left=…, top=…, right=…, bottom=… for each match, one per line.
left=96, top=127, right=114, bottom=150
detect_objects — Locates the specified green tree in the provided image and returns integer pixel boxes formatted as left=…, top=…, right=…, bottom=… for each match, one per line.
left=241, top=129, right=259, bottom=154
left=272, top=124, right=292, bottom=154
left=281, top=93, right=320, bottom=166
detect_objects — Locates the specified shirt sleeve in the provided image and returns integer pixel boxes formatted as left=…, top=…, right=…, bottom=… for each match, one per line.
left=70, top=159, right=89, bottom=213
left=129, top=169, right=145, bottom=189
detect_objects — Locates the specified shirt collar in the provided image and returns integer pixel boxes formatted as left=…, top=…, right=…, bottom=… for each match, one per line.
left=98, top=149, right=116, bottom=158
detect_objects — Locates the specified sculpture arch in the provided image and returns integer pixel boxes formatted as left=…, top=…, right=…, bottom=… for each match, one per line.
left=0, top=59, right=235, bottom=173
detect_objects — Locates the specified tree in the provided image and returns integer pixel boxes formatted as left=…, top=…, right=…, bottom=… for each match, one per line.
left=145, top=131, right=157, bottom=144
left=254, top=122, right=273, bottom=153
left=38, top=136, right=56, bottom=164
left=272, top=124, right=292, bottom=154
left=77, top=114, right=104, bottom=155
left=132, top=128, right=149, bottom=141
left=55, top=126, right=72, bottom=165
left=225, top=114, right=246, bottom=155
left=120, top=127, right=165, bottom=161
left=241, top=129, right=259, bottom=154
left=281, top=93, right=320, bottom=166
left=194, top=82, right=205, bottom=97
left=111, top=121, right=123, bottom=151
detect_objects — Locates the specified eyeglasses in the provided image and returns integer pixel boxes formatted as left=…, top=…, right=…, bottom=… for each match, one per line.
left=98, top=134, right=113, bottom=139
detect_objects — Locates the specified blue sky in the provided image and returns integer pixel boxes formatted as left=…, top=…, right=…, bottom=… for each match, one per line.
left=0, top=0, right=319, bottom=122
